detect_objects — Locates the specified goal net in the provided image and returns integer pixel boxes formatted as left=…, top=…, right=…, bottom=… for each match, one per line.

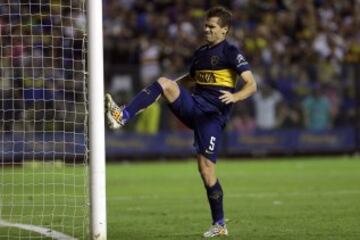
left=0, top=0, right=89, bottom=239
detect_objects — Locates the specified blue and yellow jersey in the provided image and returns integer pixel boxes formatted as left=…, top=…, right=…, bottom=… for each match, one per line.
left=189, top=40, right=250, bottom=117
left=190, top=40, right=250, bottom=88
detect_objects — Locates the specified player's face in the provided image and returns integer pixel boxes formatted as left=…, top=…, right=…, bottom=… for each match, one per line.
left=204, top=17, right=228, bottom=46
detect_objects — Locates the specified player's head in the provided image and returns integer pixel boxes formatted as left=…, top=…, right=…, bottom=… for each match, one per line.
left=204, top=6, right=232, bottom=46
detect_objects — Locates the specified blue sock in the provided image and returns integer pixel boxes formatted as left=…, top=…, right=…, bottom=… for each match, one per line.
left=123, top=81, right=163, bottom=123
left=206, top=179, right=224, bottom=225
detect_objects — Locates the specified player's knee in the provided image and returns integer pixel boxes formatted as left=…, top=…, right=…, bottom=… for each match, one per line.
left=157, top=77, right=179, bottom=102
left=157, top=77, right=175, bottom=93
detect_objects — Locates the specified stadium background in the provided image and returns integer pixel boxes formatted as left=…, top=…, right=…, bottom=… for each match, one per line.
left=0, top=0, right=358, bottom=160
left=103, top=0, right=360, bottom=159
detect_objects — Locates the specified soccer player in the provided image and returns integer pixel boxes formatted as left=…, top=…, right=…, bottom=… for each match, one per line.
left=106, top=6, right=257, bottom=238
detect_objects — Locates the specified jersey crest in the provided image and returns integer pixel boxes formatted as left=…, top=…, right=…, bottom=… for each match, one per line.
left=211, top=55, right=220, bottom=66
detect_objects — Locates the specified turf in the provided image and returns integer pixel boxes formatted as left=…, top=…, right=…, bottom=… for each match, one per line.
left=107, top=156, right=360, bottom=240
left=1, top=156, right=360, bottom=239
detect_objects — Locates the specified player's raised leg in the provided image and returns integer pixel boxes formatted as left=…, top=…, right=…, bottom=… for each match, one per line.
left=197, top=154, right=228, bottom=237
left=105, top=93, right=126, bottom=129
left=105, top=77, right=180, bottom=129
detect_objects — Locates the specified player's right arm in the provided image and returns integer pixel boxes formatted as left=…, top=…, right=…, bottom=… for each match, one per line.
left=219, top=45, right=257, bottom=104
left=235, top=70, right=257, bottom=101
left=219, top=70, right=257, bottom=104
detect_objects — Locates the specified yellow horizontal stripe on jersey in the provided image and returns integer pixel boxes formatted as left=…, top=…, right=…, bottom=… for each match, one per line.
left=194, top=69, right=237, bottom=88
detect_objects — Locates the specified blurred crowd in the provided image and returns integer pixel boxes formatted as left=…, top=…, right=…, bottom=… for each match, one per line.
left=103, top=0, right=359, bottom=133
left=0, top=0, right=86, bottom=131
left=0, top=0, right=359, bottom=133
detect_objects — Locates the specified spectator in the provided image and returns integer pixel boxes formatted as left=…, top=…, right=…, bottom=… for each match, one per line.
left=230, top=103, right=256, bottom=133
left=253, top=83, right=283, bottom=130
left=135, top=102, right=161, bottom=135
left=276, top=102, right=302, bottom=129
left=302, top=85, right=332, bottom=130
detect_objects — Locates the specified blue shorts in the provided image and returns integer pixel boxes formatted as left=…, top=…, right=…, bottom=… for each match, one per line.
left=168, top=86, right=225, bottom=162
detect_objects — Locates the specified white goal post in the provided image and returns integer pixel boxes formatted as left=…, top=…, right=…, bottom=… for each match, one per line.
left=0, top=0, right=107, bottom=239
left=87, top=0, right=107, bottom=239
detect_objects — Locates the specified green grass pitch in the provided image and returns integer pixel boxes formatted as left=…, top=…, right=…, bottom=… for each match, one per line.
left=107, top=156, right=360, bottom=240
left=1, top=156, right=360, bottom=239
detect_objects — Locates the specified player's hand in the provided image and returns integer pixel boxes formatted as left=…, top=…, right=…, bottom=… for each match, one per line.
left=219, top=90, right=236, bottom=104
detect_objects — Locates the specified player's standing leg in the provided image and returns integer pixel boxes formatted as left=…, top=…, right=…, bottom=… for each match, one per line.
left=198, top=155, right=228, bottom=237
left=105, top=77, right=180, bottom=128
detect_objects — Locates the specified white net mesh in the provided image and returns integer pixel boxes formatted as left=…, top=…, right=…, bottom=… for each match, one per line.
left=0, top=0, right=88, bottom=239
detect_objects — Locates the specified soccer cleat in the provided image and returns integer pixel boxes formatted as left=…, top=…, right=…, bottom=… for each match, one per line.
left=203, top=224, right=228, bottom=238
left=105, top=93, right=126, bottom=129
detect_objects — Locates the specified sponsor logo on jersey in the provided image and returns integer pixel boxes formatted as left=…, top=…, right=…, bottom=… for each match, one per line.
left=196, top=72, right=216, bottom=84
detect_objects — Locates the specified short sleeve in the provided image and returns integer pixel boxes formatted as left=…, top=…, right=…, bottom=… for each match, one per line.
left=225, top=45, right=250, bottom=74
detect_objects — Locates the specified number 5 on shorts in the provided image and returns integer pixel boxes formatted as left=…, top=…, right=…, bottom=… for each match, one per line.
left=209, top=136, right=216, bottom=151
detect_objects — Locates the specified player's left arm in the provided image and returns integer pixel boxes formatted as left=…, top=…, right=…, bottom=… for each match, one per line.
left=219, top=70, right=257, bottom=104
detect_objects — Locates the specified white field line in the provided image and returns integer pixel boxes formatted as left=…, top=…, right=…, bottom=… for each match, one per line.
left=0, top=204, right=77, bottom=240
left=0, top=198, right=77, bottom=239
left=109, top=190, right=360, bottom=201
left=0, top=219, right=77, bottom=240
